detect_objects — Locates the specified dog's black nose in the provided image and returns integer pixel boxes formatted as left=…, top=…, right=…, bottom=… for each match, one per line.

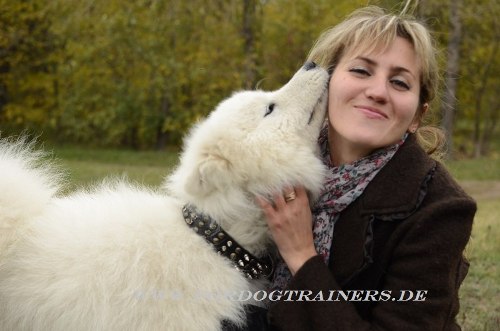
left=303, top=61, right=317, bottom=71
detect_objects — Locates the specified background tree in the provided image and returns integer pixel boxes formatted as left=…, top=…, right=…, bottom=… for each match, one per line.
left=0, top=0, right=60, bottom=136
left=417, top=0, right=499, bottom=158
left=241, top=0, right=262, bottom=89
left=459, top=0, right=499, bottom=158
left=441, top=0, right=462, bottom=159
left=0, top=0, right=497, bottom=156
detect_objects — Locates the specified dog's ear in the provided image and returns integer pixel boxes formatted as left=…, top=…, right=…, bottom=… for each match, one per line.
left=184, top=153, right=232, bottom=196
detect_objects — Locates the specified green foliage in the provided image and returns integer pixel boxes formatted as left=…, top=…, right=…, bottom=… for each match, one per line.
left=456, top=0, right=499, bottom=156
left=0, top=0, right=498, bottom=154
left=49, top=0, right=247, bottom=148
left=259, top=0, right=369, bottom=89
left=0, top=0, right=61, bottom=134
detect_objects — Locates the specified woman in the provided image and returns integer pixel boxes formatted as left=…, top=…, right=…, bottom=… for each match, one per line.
left=256, top=5, right=476, bottom=331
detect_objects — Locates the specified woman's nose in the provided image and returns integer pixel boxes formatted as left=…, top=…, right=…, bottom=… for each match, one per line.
left=364, top=77, right=389, bottom=103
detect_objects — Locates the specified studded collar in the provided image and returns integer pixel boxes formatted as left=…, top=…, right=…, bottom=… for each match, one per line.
left=182, top=204, right=273, bottom=280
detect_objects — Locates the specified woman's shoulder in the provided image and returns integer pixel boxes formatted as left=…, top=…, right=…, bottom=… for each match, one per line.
left=405, top=159, right=476, bottom=241
left=427, top=160, right=476, bottom=206
left=361, top=136, right=475, bottom=218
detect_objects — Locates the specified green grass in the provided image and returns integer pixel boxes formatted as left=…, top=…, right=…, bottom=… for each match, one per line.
left=49, top=147, right=499, bottom=330
left=49, top=146, right=500, bottom=188
left=445, top=155, right=499, bottom=330
left=50, top=146, right=180, bottom=191
left=458, top=198, right=500, bottom=330
left=444, top=157, right=500, bottom=181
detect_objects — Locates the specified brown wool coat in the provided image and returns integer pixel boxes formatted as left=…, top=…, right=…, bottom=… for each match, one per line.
left=267, top=134, right=476, bottom=331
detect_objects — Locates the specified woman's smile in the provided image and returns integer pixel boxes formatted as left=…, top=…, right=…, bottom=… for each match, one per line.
left=354, top=105, right=388, bottom=119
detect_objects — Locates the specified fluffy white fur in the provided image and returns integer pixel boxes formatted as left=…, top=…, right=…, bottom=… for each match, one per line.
left=0, top=64, right=329, bottom=331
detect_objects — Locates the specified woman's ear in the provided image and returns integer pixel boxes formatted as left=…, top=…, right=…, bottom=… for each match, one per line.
left=422, top=103, right=429, bottom=115
left=408, top=103, right=428, bottom=133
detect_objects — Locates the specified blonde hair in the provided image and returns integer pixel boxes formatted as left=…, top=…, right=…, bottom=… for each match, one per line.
left=307, top=6, right=444, bottom=157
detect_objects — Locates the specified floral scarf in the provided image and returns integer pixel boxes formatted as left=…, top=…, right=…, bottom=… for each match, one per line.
left=271, top=125, right=406, bottom=291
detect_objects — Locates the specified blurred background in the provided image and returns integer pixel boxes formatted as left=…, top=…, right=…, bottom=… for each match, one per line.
left=0, top=0, right=498, bottom=330
left=0, top=0, right=498, bottom=156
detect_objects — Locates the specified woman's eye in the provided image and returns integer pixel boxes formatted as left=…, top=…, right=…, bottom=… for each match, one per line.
left=349, top=67, right=370, bottom=76
left=391, top=79, right=410, bottom=91
left=264, top=103, right=275, bottom=117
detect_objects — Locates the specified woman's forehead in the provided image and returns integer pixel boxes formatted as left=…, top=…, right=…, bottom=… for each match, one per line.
left=342, top=36, right=421, bottom=67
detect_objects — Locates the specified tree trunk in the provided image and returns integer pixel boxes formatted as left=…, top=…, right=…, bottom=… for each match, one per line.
left=473, top=38, right=498, bottom=158
left=441, top=0, right=462, bottom=159
left=242, top=0, right=259, bottom=89
left=155, top=93, right=171, bottom=150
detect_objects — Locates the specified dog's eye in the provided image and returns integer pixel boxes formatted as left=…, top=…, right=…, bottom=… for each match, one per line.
left=264, top=103, right=275, bottom=117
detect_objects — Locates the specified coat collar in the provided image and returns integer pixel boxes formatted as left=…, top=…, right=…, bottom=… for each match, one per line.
left=358, top=134, right=436, bottom=217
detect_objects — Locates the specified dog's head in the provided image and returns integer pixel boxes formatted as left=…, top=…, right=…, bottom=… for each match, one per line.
left=167, top=63, right=328, bottom=217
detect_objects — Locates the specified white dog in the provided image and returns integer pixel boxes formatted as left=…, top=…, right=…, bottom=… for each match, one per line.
left=0, top=63, right=328, bottom=331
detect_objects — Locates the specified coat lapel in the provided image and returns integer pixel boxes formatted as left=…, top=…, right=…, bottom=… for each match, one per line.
left=359, top=134, right=436, bottom=217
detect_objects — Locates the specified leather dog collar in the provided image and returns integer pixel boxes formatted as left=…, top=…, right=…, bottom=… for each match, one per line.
left=182, top=204, right=273, bottom=280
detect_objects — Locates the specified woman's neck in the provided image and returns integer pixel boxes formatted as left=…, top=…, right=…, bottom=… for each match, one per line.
left=328, top=129, right=373, bottom=166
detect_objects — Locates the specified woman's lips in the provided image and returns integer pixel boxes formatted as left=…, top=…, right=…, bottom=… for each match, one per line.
left=356, top=106, right=388, bottom=119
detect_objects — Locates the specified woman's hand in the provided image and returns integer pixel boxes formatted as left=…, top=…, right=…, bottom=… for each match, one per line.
left=256, top=186, right=318, bottom=275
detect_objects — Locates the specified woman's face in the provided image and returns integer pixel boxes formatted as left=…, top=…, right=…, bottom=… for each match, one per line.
left=328, top=37, right=422, bottom=160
